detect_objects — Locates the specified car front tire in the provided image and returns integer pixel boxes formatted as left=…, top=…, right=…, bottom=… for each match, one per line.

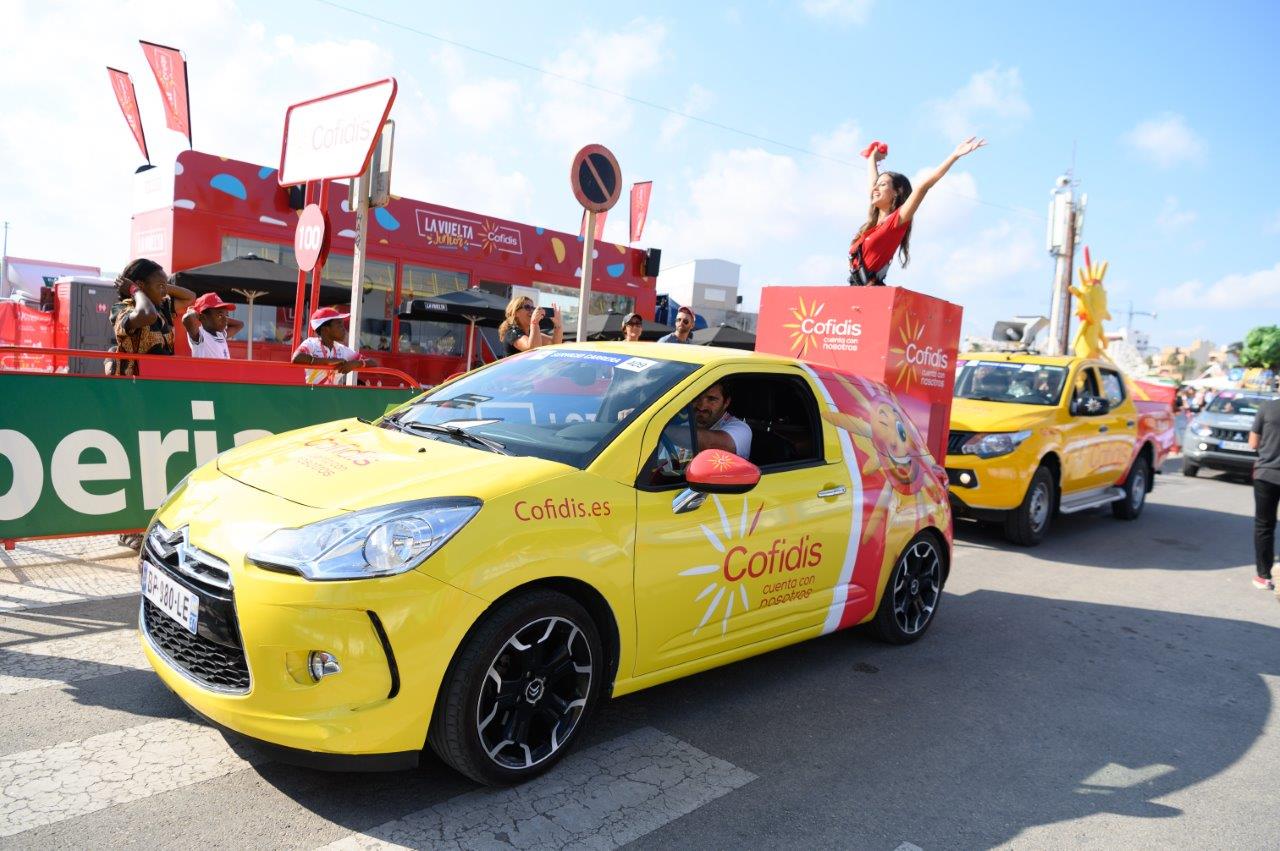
left=1003, top=466, right=1055, bottom=546
left=1182, top=462, right=1199, bottom=477
left=428, top=589, right=603, bottom=785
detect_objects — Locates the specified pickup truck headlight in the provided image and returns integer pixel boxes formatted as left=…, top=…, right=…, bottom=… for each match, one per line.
left=248, top=497, right=481, bottom=581
left=1190, top=420, right=1213, bottom=437
left=960, top=430, right=1033, bottom=459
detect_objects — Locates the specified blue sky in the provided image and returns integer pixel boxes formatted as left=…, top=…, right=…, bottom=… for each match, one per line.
left=2, top=0, right=1278, bottom=350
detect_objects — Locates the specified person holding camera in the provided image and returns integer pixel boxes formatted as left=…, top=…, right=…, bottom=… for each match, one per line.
left=500, top=295, right=563, bottom=357
left=848, top=137, right=986, bottom=286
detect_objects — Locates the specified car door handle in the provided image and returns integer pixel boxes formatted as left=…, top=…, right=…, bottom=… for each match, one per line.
left=672, top=488, right=707, bottom=515
left=817, top=486, right=847, bottom=498
left=1098, top=425, right=1109, bottom=433
left=1126, top=420, right=1135, bottom=428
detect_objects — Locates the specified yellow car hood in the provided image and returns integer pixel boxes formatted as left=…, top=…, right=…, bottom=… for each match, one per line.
left=216, top=419, right=567, bottom=511
left=949, top=398, right=1057, bottom=432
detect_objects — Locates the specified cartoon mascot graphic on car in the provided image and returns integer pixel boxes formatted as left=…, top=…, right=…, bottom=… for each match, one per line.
left=819, top=372, right=946, bottom=543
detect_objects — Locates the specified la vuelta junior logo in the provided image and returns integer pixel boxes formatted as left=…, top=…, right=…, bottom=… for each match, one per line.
left=888, top=313, right=950, bottom=391
left=677, top=496, right=823, bottom=636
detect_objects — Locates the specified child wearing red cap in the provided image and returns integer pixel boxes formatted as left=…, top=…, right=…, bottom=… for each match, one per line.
left=181, top=292, right=243, bottom=359
left=291, top=307, right=377, bottom=384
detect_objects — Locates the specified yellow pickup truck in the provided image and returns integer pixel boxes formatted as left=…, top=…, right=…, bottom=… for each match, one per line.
left=944, top=353, right=1163, bottom=545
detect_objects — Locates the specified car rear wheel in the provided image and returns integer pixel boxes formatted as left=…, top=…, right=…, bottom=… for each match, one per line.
left=1182, top=462, right=1199, bottom=477
left=428, top=590, right=602, bottom=785
left=872, top=533, right=945, bottom=645
left=1003, top=466, right=1055, bottom=546
left=1113, top=455, right=1151, bottom=520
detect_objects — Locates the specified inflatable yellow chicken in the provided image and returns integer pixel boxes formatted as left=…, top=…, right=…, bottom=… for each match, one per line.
left=1069, top=246, right=1110, bottom=359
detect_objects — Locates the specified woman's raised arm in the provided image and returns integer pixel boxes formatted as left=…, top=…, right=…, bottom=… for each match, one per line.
left=896, top=136, right=986, bottom=225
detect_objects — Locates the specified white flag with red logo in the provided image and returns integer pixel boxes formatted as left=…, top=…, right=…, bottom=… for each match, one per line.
left=106, top=67, right=149, bottom=163
left=139, top=40, right=191, bottom=145
left=629, top=181, right=653, bottom=243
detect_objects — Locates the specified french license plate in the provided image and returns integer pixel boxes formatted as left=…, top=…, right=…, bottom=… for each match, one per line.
left=141, top=561, right=199, bottom=635
left=1221, top=440, right=1251, bottom=452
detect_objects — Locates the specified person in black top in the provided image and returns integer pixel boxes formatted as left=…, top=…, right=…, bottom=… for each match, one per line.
left=498, top=294, right=562, bottom=357
left=1248, top=397, right=1280, bottom=590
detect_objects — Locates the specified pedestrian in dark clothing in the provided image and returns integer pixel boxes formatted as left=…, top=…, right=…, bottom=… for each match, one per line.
left=1248, top=398, right=1280, bottom=590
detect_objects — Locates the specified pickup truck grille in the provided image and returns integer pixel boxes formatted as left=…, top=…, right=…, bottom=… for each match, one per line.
left=947, top=431, right=974, bottom=455
left=1209, top=427, right=1249, bottom=443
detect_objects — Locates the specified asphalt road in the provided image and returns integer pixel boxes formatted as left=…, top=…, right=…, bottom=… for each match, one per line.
left=1, top=458, right=1277, bottom=849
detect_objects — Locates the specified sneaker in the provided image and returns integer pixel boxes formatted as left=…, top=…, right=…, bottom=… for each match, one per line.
left=1253, top=576, right=1275, bottom=591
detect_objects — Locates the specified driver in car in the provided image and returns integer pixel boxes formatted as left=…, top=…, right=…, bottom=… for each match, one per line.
left=693, top=382, right=753, bottom=459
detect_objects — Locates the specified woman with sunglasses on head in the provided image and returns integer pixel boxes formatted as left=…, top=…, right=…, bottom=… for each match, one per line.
left=499, top=295, right=563, bottom=357
left=848, top=136, right=986, bottom=286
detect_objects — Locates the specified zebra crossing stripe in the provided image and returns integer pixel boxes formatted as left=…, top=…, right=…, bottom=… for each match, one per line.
left=0, top=717, right=260, bottom=837
left=0, top=628, right=146, bottom=695
left=321, top=726, right=756, bottom=850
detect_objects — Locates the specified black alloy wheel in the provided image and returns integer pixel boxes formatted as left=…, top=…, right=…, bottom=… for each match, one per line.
left=872, top=533, right=945, bottom=644
left=429, top=590, right=603, bottom=785
left=476, top=616, right=593, bottom=771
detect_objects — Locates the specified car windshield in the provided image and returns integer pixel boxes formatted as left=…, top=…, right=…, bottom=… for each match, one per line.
left=954, top=360, right=1068, bottom=406
left=384, top=348, right=697, bottom=467
left=1205, top=392, right=1274, bottom=417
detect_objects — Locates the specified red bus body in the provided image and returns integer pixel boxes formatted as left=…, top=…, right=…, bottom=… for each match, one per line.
left=130, top=150, right=658, bottom=385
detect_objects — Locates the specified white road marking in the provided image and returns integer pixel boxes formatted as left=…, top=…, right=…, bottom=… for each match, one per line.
left=321, top=726, right=756, bottom=850
left=0, top=627, right=147, bottom=695
left=0, top=717, right=259, bottom=837
left=0, top=561, right=140, bottom=612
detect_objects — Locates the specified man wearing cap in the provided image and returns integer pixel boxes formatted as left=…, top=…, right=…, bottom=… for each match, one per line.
left=658, top=306, right=696, bottom=343
left=291, top=307, right=376, bottom=385
left=181, top=292, right=243, bottom=359
left=621, top=312, right=645, bottom=342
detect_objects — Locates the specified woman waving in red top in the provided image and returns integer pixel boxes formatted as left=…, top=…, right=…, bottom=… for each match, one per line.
left=848, top=136, right=986, bottom=285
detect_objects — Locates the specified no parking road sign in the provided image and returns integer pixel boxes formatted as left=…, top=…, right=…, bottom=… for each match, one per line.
left=570, top=144, right=622, bottom=213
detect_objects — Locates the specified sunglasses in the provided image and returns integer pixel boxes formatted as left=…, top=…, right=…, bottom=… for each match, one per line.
left=518, top=304, right=535, bottom=312
left=676, top=315, right=692, bottom=323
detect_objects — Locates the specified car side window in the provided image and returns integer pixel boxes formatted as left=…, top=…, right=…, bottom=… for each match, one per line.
left=1071, top=368, right=1100, bottom=406
left=1098, top=369, right=1126, bottom=408
left=637, top=372, right=825, bottom=490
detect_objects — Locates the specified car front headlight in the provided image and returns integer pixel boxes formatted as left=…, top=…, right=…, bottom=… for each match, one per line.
left=248, top=497, right=482, bottom=581
left=1190, top=420, right=1213, bottom=437
left=960, top=430, right=1034, bottom=459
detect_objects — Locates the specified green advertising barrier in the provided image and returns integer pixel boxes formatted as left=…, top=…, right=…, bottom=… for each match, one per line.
left=0, top=374, right=418, bottom=541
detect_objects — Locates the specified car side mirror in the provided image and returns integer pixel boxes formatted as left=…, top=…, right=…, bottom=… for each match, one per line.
left=1071, top=394, right=1110, bottom=416
left=684, top=449, right=760, bottom=494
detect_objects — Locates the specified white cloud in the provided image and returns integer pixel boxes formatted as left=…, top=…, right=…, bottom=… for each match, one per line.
left=925, top=66, right=1030, bottom=140
left=1155, top=196, right=1197, bottom=230
left=1124, top=113, right=1206, bottom=168
left=420, top=153, right=534, bottom=222
left=532, top=20, right=668, bottom=152
left=659, top=84, right=713, bottom=145
left=448, top=79, right=522, bottom=132
left=800, top=0, right=875, bottom=24
left=1267, top=211, right=1280, bottom=234
left=1155, top=263, right=1280, bottom=310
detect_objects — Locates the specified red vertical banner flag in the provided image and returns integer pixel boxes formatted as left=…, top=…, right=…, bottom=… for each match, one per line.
left=106, top=67, right=149, bottom=163
left=579, top=209, right=609, bottom=240
left=139, top=40, right=191, bottom=146
left=629, top=181, right=653, bottom=243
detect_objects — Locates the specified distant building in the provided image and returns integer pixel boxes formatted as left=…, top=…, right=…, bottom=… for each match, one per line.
left=656, top=258, right=757, bottom=332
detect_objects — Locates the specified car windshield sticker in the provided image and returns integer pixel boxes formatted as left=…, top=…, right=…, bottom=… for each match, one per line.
left=1021, top=364, right=1041, bottom=372
left=615, top=357, right=657, bottom=372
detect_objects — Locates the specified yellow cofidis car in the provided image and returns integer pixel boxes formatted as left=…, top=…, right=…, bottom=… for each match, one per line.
left=140, top=344, right=952, bottom=784
left=945, top=353, right=1158, bottom=546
